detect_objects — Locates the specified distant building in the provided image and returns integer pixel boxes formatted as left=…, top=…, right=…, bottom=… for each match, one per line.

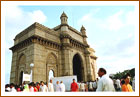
left=10, top=12, right=97, bottom=84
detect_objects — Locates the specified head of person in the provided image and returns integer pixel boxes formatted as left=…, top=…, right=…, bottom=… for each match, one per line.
left=50, top=79, right=53, bottom=83
left=73, top=79, right=75, bottom=83
left=60, top=81, right=63, bottom=83
left=37, top=82, right=40, bottom=86
left=123, top=73, right=131, bottom=84
left=5, top=84, right=10, bottom=88
left=56, top=81, right=59, bottom=84
left=10, top=83, right=15, bottom=88
left=41, top=81, right=44, bottom=86
left=98, top=68, right=107, bottom=77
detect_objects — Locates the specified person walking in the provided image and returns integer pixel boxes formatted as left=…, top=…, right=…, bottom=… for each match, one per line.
left=71, top=79, right=79, bottom=92
left=48, top=79, right=54, bottom=92
left=121, top=73, right=133, bottom=92
left=39, top=81, right=48, bottom=92
left=80, top=81, right=85, bottom=92
left=55, top=81, right=61, bottom=92
left=96, top=68, right=115, bottom=92
left=114, top=78, right=121, bottom=91
left=60, top=81, right=65, bottom=92
left=10, top=83, right=17, bottom=92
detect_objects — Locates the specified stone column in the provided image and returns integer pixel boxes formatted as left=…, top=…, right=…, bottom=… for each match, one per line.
left=84, top=49, right=92, bottom=81
left=62, top=45, right=72, bottom=76
left=10, top=52, right=18, bottom=84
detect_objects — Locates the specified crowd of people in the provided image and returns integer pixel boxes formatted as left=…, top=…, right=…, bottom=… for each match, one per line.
left=5, top=68, right=135, bottom=92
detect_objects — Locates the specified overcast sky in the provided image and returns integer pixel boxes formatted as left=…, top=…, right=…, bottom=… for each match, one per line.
left=2, top=1, right=139, bottom=85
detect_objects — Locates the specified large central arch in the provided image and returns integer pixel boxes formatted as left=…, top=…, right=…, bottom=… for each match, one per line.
left=73, top=53, right=83, bottom=82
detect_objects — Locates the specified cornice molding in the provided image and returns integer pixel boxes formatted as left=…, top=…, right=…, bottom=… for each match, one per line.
left=15, top=22, right=59, bottom=40
left=10, top=35, right=61, bottom=52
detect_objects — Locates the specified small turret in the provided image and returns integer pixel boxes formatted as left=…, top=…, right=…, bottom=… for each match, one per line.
left=80, top=25, right=87, bottom=37
left=81, top=25, right=87, bottom=44
left=60, top=12, right=68, bottom=25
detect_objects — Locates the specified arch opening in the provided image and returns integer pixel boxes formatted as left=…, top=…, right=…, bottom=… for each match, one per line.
left=19, top=71, right=23, bottom=85
left=73, top=54, right=83, bottom=82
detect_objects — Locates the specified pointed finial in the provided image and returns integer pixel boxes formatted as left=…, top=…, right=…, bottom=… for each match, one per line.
left=81, top=25, right=86, bottom=31
left=60, top=11, right=68, bottom=19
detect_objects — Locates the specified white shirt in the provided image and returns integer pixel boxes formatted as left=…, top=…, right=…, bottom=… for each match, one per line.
left=89, top=82, right=93, bottom=89
left=80, top=83, right=85, bottom=90
left=29, top=87, right=34, bottom=92
left=10, top=87, right=17, bottom=92
left=48, top=83, right=54, bottom=92
left=60, top=83, right=65, bottom=92
left=96, top=75, right=115, bottom=92
left=55, top=84, right=61, bottom=92
left=115, top=79, right=121, bottom=89
left=5, top=87, right=10, bottom=92
left=93, top=82, right=97, bottom=88
left=40, top=85, right=48, bottom=92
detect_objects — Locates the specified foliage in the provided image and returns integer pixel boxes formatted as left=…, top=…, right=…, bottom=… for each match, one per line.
left=112, top=68, right=135, bottom=80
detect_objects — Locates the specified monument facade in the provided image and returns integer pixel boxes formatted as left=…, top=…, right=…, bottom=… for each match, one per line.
left=10, top=12, right=97, bottom=84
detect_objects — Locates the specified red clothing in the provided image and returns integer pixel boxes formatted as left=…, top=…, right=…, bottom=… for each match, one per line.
left=34, top=87, right=38, bottom=92
left=36, top=86, right=40, bottom=91
left=71, top=82, right=79, bottom=92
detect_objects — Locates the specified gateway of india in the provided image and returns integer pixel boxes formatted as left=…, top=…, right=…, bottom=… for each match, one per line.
left=10, top=12, right=98, bottom=85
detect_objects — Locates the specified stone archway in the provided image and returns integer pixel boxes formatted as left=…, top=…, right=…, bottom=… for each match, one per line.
left=46, top=52, right=57, bottom=82
left=73, top=53, right=83, bottom=82
left=17, top=54, right=26, bottom=84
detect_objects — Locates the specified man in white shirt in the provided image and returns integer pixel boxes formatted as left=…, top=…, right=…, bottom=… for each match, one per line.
left=10, top=83, right=16, bottom=92
left=39, top=81, right=48, bottom=92
left=96, top=68, right=115, bottom=92
left=80, top=81, right=85, bottom=92
left=48, top=79, right=54, bottom=92
left=115, top=79, right=121, bottom=91
left=60, top=81, right=65, bottom=92
left=55, top=81, right=61, bottom=92
left=89, top=81, right=93, bottom=91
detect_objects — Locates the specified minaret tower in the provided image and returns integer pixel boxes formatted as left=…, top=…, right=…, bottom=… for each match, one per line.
left=60, top=12, right=68, bottom=33
left=81, top=25, right=87, bottom=44
left=60, top=11, right=68, bottom=25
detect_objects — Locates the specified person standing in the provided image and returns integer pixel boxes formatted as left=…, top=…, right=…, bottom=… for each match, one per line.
left=96, top=68, right=115, bottom=92
left=36, top=83, right=40, bottom=92
left=60, top=81, right=65, bottom=92
left=115, top=79, right=121, bottom=91
left=71, top=79, right=79, bottom=92
left=10, top=83, right=17, bottom=92
left=39, top=81, right=48, bottom=92
left=121, top=73, right=133, bottom=92
left=5, top=84, right=10, bottom=92
left=55, top=81, right=61, bottom=92
left=88, top=81, right=93, bottom=91
left=80, top=81, right=85, bottom=92
left=23, top=84, right=29, bottom=92
left=48, top=79, right=54, bottom=92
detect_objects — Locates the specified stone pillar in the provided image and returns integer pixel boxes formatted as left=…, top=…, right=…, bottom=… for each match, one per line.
left=10, top=52, right=18, bottom=84
left=84, top=49, right=92, bottom=81
left=61, top=45, right=72, bottom=76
